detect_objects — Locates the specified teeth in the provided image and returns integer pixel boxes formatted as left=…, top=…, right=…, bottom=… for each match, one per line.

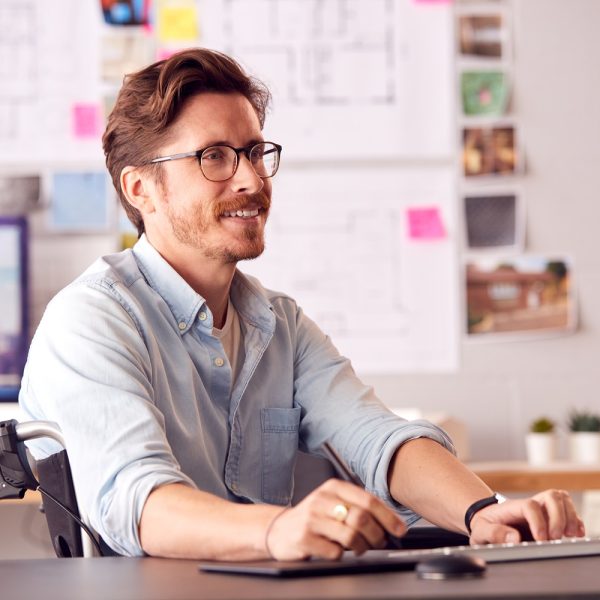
left=223, top=208, right=259, bottom=218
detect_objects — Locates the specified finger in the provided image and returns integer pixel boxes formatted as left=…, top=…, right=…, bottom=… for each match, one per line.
left=345, top=505, right=388, bottom=549
left=470, top=521, right=521, bottom=545
left=303, top=534, right=345, bottom=560
left=321, top=479, right=406, bottom=537
left=542, top=490, right=583, bottom=538
left=540, top=490, right=568, bottom=539
left=307, top=489, right=388, bottom=550
left=312, top=517, right=371, bottom=556
left=521, top=498, right=549, bottom=541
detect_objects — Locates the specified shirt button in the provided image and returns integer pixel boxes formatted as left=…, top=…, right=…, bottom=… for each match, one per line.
left=198, top=311, right=207, bottom=321
left=231, top=483, right=239, bottom=492
left=214, top=357, right=225, bottom=367
left=178, top=322, right=186, bottom=330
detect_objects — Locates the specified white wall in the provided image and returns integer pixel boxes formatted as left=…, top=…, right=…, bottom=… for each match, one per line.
left=364, top=0, right=600, bottom=460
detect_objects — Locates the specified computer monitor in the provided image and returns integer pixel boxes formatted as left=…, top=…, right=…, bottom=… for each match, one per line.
left=0, top=216, right=28, bottom=402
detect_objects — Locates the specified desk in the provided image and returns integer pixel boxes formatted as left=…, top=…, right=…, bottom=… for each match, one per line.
left=470, top=461, right=600, bottom=492
left=1, top=556, right=600, bottom=599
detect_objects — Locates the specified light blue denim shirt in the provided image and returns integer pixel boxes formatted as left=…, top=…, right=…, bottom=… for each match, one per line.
left=19, top=235, right=454, bottom=556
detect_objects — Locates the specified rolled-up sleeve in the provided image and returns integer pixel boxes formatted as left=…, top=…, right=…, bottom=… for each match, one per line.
left=291, top=304, right=455, bottom=525
left=20, top=281, right=195, bottom=556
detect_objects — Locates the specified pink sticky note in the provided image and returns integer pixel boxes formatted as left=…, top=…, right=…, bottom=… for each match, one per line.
left=73, top=103, right=101, bottom=138
left=414, top=0, right=452, bottom=4
left=407, top=207, right=446, bottom=240
left=157, top=47, right=179, bottom=61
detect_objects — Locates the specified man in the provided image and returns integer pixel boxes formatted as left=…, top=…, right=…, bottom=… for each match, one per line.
left=19, top=48, right=583, bottom=559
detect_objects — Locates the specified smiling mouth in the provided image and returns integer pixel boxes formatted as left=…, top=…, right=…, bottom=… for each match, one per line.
left=221, top=208, right=262, bottom=219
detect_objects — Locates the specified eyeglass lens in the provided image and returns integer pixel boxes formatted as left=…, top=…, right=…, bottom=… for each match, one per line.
left=200, top=142, right=280, bottom=182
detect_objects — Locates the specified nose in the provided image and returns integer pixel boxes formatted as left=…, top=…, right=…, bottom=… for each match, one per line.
left=230, top=153, right=264, bottom=195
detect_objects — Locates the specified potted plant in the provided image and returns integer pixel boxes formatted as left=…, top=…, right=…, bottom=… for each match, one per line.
left=526, top=417, right=557, bottom=465
left=568, top=410, right=600, bottom=464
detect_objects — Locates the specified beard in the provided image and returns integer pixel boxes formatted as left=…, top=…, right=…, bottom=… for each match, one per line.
left=166, top=190, right=271, bottom=264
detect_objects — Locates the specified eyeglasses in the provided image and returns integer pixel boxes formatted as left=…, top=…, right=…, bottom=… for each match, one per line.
left=147, top=141, right=282, bottom=182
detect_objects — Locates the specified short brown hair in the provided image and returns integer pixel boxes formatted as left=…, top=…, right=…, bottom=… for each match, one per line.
left=103, top=48, right=271, bottom=236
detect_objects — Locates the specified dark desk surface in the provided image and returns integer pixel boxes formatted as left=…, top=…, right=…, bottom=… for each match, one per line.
left=2, top=556, right=600, bottom=600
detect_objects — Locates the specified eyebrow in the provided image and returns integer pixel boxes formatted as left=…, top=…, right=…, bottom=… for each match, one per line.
left=199, top=138, right=264, bottom=149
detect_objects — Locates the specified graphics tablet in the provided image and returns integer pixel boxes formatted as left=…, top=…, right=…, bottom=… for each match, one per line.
left=199, top=554, right=419, bottom=578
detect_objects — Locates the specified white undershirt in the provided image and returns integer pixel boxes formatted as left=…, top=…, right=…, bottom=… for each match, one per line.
left=212, top=298, right=244, bottom=384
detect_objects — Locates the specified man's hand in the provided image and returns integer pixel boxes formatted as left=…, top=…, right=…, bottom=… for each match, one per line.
left=265, top=478, right=406, bottom=560
left=469, top=489, right=586, bottom=545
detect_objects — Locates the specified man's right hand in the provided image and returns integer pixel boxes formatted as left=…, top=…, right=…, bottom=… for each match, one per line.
left=265, top=478, right=406, bottom=560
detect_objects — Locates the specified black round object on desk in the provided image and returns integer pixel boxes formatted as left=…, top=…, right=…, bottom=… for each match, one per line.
left=416, top=554, right=487, bottom=580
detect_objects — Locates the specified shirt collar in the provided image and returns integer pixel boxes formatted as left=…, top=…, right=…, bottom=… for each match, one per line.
left=132, top=234, right=205, bottom=334
left=132, top=234, right=275, bottom=335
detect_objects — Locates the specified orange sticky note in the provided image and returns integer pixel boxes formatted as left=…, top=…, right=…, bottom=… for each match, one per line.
left=73, top=103, right=101, bottom=138
left=407, top=207, right=446, bottom=240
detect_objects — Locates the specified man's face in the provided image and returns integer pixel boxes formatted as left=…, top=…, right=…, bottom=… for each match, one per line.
left=149, top=92, right=272, bottom=264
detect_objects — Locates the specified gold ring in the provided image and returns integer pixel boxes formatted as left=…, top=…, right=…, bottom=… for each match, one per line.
left=332, top=503, right=350, bottom=523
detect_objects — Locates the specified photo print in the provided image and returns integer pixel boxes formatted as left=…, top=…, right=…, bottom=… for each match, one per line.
left=464, top=192, right=523, bottom=250
left=100, top=0, right=150, bottom=26
left=462, top=125, right=518, bottom=177
left=466, top=255, right=576, bottom=340
left=458, top=13, right=505, bottom=59
left=461, top=71, right=509, bottom=117
left=0, top=175, right=40, bottom=215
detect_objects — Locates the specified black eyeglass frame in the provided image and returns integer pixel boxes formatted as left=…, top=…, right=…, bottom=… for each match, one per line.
left=146, top=141, right=283, bottom=182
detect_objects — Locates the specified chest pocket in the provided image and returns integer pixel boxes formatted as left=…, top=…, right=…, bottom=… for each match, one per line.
left=260, top=407, right=301, bottom=505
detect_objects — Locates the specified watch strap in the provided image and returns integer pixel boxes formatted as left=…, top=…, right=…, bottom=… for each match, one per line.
left=464, top=494, right=499, bottom=535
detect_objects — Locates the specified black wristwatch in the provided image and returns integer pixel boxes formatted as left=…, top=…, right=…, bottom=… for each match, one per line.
left=464, top=493, right=505, bottom=535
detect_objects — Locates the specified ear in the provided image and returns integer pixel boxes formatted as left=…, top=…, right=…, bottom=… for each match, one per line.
left=120, top=166, right=157, bottom=216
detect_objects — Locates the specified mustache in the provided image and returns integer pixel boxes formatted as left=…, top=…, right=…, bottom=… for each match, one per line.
left=213, top=191, right=271, bottom=218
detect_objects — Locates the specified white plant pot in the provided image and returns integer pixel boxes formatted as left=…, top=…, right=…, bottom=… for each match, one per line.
left=525, top=433, right=557, bottom=466
left=569, top=432, right=600, bottom=464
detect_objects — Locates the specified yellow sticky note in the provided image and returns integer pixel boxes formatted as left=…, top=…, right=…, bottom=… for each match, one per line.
left=158, top=3, right=199, bottom=42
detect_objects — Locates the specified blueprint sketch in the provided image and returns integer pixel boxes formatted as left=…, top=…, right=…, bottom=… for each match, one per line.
left=199, top=0, right=454, bottom=159
left=241, top=165, right=459, bottom=374
left=0, top=0, right=102, bottom=163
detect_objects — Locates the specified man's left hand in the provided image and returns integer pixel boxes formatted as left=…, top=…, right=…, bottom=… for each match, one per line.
left=468, top=489, right=586, bottom=545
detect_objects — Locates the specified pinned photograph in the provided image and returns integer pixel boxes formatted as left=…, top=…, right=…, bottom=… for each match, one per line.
left=48, top=172, right=112, bottom=232
left=458, top=13, right=505, bottom=59
left=464, top=192, right=523, bottom=250
left=461, top=71, right=509, bottom=116
left=100, top=0, right=150, bottom=26
left=466, top=256, right=576, bottom=340
left=101, top=32, right=154, bottom=84
left=462, top=125, right=518, bottom=177
left=0, top=175, right=40, bottom=215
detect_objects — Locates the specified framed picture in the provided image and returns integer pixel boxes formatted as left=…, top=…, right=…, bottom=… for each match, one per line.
left=0, top=216, right=28, bottom=400
left=464, top=191, right=524, bottom=251
left=465, top=255, right=577, bottom=341
left=461, top=71, right=509, bottom=117
left=458, top=13, right=506, bottom=60
left=462, top=124, right=518, bottom=177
